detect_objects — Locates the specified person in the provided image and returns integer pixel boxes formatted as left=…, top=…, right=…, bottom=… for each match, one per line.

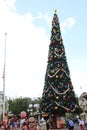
left=22, top=122, right=28, bottom=130
left=68, top=119, right=74, bottom=130
left=0, top=124, right=5, bottom=130
left=40, top=117, right=46, bottom=130
left=29, top=117, right=42, bottom=130
left=46, top=119, right=50, bottom=130
left=79, top=118, right=84, bottom=130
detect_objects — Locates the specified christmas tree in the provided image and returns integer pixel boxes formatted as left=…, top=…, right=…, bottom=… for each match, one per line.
left=40, top=10, right=78, bottom=116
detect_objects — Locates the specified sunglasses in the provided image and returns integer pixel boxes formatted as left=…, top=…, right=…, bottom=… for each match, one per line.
left=29, top=121, right=35, bottom=123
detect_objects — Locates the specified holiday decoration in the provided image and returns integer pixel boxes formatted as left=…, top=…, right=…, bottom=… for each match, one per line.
left=40, top=10, right=78, bottom=116
left=20, top=111, right=26, bottom=118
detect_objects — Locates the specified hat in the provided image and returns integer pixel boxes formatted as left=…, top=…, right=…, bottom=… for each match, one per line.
left=29, top=117, right=35, bottom=122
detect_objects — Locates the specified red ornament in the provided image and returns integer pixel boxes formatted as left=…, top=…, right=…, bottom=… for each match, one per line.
left=20, top=111, right=26, bottom=118
left=67, top=109, right=70, bottom=112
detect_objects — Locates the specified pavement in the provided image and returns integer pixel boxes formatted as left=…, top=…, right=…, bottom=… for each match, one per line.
left=59, top=126, right=87, bottom=130
left=49, top=125, right=87, bottom=130
left=12, top=125, right=87, bottom=130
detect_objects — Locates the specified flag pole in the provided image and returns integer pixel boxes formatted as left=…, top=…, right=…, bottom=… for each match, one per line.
left=3, top=32, right=7, bottom=120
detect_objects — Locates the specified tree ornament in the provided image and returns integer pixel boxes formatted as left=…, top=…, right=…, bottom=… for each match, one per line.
left=54, top=106, right=58, bottom=109
left=51, top=69, right=55, bottom=73
left=75, top=105, right=78, bottom=108
left=56, top=75, right=58, bottom=78
left=67, top=109, right=70, bottom=112
left=53, top=29, right=56, bottom=34
left=50, top=41, right=52, bottom=44
left=54, top=9, right=57, bottom=14
left=56, top=96, right=59, bottom=99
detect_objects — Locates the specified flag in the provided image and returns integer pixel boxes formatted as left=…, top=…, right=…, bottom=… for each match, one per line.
left=2, top=32, right=7, bottom=80
left=2, top=64, right=5, bottom=80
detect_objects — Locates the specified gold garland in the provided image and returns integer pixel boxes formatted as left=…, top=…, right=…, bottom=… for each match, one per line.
left=48, top=81, right=69, bottom=95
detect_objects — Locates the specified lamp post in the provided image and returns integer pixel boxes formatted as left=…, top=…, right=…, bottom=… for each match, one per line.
left=29, top=104, right=33, bottom=116
left=35, top=104, right=40, bottom=124
left=3, top=33, right=7, bottom=119
left=28, top=100, right=41, bottom=124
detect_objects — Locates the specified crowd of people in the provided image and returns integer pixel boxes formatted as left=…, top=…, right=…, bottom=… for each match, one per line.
left=0, top=115, right=87, bottom=130
left=0, top=116, right=40, bottom=130
left=66, top=117, right=86, bottom=130
left=0, top=116, right=49, bottom=130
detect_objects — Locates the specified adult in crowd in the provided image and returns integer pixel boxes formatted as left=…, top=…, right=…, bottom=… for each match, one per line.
left=29, top=117, right=42, bottom=130
left=68, top=118, right=74, bottom=130
left=0, top=124, right=5, bottom=130
left=79, top=118, right=85, bottom=130
left=22, top=122, right=28, bottom=130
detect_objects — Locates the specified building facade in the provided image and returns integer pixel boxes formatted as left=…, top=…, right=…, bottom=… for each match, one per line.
left=79, top=92, right=87, bottom=121
left=0, top=91, right=8, bottom=120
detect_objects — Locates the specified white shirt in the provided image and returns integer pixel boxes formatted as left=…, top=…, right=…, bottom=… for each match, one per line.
left=79, top=120, right=84, bottom=125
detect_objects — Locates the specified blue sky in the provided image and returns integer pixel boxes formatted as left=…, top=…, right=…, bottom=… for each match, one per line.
left=0, top=0, right=87, bottom=98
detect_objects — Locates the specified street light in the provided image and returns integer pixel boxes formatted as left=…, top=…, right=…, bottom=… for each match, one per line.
left=28, top=99, right=41, bottom=124
left=2, top=33, right=7, bottom=119
left=29, top=103, right=34, bottom=116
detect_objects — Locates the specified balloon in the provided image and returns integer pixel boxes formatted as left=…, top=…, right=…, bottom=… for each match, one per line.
left=20, top=111, right=26, bottom=118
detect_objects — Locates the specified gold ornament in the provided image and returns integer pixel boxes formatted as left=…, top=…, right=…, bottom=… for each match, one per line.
left=75, top=105, right=78, bottom=108
left=51, top=69, right=54, bottom=73
left=54, top=106, right=58, bottom=109
left=56, top=75, right=58, bottom=78
left=54, top=9, right=57, bottom=14
left=56, top=96, right=59, bottom=99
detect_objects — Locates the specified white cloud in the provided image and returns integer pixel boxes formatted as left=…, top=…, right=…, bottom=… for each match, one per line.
left=0, top=0, right=49, bottom=98
left=6, top=0, right=16, bottom=11
left=36, top=12, right=43, bottom=19
left=44, top=13, right=51, bottom=24
left=36, top=12, right=51, bottom=25
left=61, top=17, right=76, bottom=32
left=71, top=71, right=87, bottom=97
left=68, top=59, right=87, bottom=97
left=36, top=12, right=75, bottom=33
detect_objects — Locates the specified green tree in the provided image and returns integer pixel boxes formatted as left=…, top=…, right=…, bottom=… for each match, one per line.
left=8, top=97, right=41, bottom=116
left=40, top=11, right=79, bottom=116
left=8, top=97, right=31, bottom=116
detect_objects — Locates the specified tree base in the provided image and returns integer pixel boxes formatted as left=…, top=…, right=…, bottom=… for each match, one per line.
left=49, top=115, right=65, bottom=129
left=49, top=128, right=59, bottom=129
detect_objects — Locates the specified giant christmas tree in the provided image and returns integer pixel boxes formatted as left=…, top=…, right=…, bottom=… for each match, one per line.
left=40, top=11, right=78, bottom=117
